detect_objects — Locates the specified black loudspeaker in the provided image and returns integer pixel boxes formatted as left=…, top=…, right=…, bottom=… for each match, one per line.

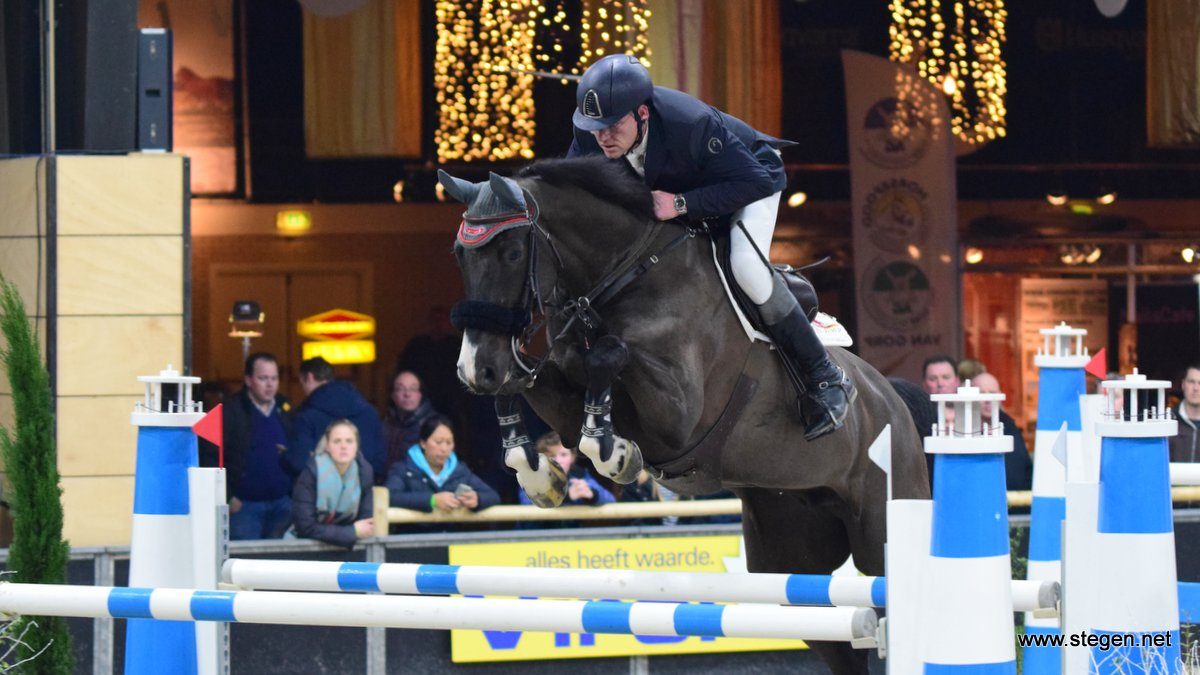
left=137, top=28, right=173, bottom=151
left=55, top=0, right=138, bottom=151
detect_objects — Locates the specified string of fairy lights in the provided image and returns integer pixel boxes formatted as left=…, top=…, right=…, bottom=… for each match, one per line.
left=888, top=0, right=1007, bottom=146
left=435, top=0, right=651, bottom=162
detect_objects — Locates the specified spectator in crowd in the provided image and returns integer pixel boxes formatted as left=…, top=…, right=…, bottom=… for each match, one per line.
left=386, top=415, right=500, bottom=514
left=1171, top=364, right=1200, bottom=463
left=395, top=306, right=468, bottom=443
left=290, top=419, right=374, bottom=549
left=618, top=469, right=664, bottom=526
left=287, top=357, right=385, bottom=482
left=382, top=370, right=439, bottom=481
left=922, top=354, right=960, bottom=395
left=520, top=432, right=615, bottom=507
left=221, top=353, right=294, bottom=541
left=888, top=376, right=938, bottom=488
left=973, top=372, right=1033, bottom=491
left=957, top=358, right=987, bottom=382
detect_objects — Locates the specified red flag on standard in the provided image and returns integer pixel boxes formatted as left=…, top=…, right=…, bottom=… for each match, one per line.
left=192, top=403, right=224, bottom=467
left=1085, top=348, right=1108, bottom=380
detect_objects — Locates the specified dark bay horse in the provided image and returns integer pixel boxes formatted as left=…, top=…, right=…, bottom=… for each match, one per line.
left=440, top=157, right=929, bottom=674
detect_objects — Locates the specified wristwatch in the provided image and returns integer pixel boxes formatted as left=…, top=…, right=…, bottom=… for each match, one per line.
left=673, top=193, right=687, bottom=216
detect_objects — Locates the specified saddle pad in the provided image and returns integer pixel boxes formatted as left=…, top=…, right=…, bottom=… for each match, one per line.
left=706, top=236, right=853, bottom=348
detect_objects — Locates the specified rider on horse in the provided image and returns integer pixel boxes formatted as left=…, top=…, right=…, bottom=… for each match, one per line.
left=567, top=54, right=856, bottom=440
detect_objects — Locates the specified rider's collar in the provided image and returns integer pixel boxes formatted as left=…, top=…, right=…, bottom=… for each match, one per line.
left=456, top=190, right=541, bottom=249
left=625, top=118, right=650, bottom=177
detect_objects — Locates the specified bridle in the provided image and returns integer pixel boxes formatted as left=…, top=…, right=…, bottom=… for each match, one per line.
left=451, top=186, right=699, bottom=388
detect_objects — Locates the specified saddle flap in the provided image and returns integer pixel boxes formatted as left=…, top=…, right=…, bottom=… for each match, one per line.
left=707, top=227, right=851, bottom=347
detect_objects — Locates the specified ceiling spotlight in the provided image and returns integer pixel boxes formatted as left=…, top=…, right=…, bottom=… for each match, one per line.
left=435, top=182, right=447, bottom=202
left=1183, top=246, right=1197, bottom=264
left=392, top=180, right=406, bottom=203
left=1084, top=245, right=1103, bottom=264
left=787, top=191, right=808, bottom=208
left=1096, top=191, right=1117, bottom=206
left=964, top=247, right=984, bottom=265
left=1046, top=191, right=1069, bottom=207
left=907, top=244, right=922, bottom=260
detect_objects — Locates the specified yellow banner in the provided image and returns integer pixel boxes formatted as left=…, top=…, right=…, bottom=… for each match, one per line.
left=301, top=339, right=376, bottom=364
left=448, top=535, right=806, bottom=663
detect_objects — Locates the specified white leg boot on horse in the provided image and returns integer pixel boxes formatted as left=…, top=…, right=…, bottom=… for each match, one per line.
left=731, top=192, right=857, bottom=441
left=497, top=396, right=567, bottom=508
left=578, top=335, right=644, bottom=484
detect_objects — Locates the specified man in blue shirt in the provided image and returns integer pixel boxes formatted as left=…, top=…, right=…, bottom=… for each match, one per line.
left=223, top=353, right=294, bottom=540
left=567, top=54, right=854, bottom=440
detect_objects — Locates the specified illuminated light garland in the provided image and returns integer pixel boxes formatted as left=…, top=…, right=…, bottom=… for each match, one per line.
left=433, top=0, right=651, bottom=161
left=579, top=0, right=652, bottom=73
left=434, top=0, right=537, bottom=162
left=888, top=0, right=1007, bottom=146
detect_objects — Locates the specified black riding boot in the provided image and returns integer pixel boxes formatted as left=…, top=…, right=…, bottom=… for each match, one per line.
left=758, top=277, right=857, bottom=440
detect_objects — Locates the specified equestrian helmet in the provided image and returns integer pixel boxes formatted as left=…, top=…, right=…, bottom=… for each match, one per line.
left=573, top=54, right=653, bottom=132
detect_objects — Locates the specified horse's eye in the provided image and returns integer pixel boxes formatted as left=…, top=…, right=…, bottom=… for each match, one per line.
left=507, top=248, right=523, bottom=263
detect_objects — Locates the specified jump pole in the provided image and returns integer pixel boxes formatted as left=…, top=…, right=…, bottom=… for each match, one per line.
left=219, top=559, right=1057, bottom=613
left=0, top=584, right=878, bottom=644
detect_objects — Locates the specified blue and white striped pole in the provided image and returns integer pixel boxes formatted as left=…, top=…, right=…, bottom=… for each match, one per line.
left=922, top=382, right=1016, bottom=673
left=218, top=558, right=1057, bottom=612
left=0, top=583, right=879, bottom=644
left=1025, top=322, right=1089, bottom=672
left=1089, top=371, right=1180, bottom=673
left=127, top=367, right=204, bottom=675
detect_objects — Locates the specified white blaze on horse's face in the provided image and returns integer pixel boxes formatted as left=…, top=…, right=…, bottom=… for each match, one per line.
left=457, top=334, right=478, bottom=387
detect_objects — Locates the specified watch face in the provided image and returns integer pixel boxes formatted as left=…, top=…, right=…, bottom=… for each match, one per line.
left=674, top=195, right=686, bottom=211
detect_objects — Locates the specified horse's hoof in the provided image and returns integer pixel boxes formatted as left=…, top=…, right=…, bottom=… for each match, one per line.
left=608, top=437, right=644, bottom=484
left=505, top=446, right=567, bottom=508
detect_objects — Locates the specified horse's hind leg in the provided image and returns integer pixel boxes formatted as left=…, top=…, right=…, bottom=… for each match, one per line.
left=738, top=487, right=871, bottom=675
left=578, top=335, right=643, bottom=483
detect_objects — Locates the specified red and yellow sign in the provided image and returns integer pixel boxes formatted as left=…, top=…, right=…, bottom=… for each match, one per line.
left=297, top=309, right=376, bottom=364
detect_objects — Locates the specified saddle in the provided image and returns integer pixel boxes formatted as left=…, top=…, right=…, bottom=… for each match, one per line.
left=706, top=223, right=852, bottom=347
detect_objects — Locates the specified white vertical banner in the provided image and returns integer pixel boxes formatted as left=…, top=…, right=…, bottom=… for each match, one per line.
left=843, top=50, right=960, bottom=381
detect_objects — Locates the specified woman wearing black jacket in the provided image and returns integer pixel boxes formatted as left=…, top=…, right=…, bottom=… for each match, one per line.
left=291, top=419, right=375, bottom=548
left=386, top=416, right=499, bottom=514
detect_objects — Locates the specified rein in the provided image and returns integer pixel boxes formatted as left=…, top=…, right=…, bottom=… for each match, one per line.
left=452, top=190, right=699, bottom=386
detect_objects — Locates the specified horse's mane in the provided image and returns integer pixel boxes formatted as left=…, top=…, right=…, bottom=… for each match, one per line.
left=518, top=156, right=654, bottom=221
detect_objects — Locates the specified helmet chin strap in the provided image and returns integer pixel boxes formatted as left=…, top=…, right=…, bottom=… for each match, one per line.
left=624, top=113, right=648, bottom=158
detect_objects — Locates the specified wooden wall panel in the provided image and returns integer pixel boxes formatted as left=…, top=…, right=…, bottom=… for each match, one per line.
left=60, top=476, right=134, bottom=546
left=56, top=397, right=138, bottom=477
left=57, top=237, right=184, bottom=315
left=0, top=158, right=44, bottom=237
left=56, top=155, right=185, bottom=235
left=55, top=316, right=183, bottom=397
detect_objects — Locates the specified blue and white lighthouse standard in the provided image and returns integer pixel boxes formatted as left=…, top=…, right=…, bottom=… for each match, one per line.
left=1088, top=371, right=1180, bottom=673
left=125, top=366, right=204, bottom=675
left=1025, top=322, right=1088, bottom=672
left=921, top=382, right=1016, bottom=673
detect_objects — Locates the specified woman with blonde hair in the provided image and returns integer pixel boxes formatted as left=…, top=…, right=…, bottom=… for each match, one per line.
left=291, top=419, right=375, bottom=548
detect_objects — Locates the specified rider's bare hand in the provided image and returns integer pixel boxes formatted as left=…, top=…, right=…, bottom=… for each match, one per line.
left=651, top=190, right=678, bottom=221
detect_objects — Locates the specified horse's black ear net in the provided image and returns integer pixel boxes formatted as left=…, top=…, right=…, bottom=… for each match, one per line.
left=451, top=300, right=531, bottom=334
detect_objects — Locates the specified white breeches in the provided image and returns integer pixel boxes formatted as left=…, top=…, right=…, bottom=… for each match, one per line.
left=730, top=190, right=782, bottom=305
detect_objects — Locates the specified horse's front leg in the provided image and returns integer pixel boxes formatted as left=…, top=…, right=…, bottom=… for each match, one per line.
left=578, top=335, right=644, bottom=484
left=496, top=395, right=566, bottom=508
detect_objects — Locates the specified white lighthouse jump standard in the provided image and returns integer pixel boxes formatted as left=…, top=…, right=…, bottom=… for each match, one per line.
left=922, top=382, right=1017, bottom=673
left=0, top=584, right=879, bottom=644
left=1025, top=322, right=1089, bottom=674
left=1086, top=371, right=1181, bottom=673
left=126, top=367, right=206, bottom=675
